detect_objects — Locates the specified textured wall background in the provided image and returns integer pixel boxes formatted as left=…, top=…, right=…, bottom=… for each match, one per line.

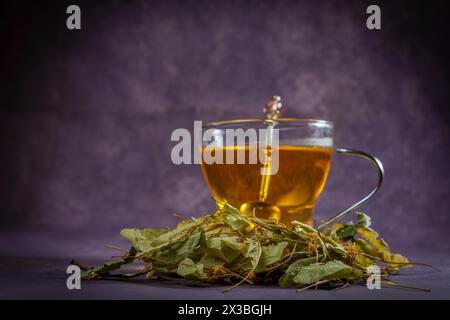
left=1, top=0, right=449, bottom=258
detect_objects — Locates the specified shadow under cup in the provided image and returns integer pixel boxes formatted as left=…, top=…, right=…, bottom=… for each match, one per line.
left=200, top=119, right=333, bottom=225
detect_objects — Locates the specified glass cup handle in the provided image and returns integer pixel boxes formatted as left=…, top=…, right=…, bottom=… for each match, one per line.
left=317, top=148, right=385, bottom=231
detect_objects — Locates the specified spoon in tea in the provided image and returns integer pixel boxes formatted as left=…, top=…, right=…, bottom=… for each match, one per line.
left=239, top=96, right=283, bottom=221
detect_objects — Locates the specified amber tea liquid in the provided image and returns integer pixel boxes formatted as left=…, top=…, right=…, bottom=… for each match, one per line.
left=201, top=145, right=332, bottom=225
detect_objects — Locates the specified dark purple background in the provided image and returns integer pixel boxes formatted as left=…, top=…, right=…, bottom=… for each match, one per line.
left=1, top=0, right=449, bottom=262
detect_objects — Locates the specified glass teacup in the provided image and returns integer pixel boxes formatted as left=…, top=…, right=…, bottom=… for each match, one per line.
left=200, top=118, right=383, bottom=228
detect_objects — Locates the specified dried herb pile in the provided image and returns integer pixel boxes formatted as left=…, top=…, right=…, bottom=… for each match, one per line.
left=74, top=204, right=420, bottom=292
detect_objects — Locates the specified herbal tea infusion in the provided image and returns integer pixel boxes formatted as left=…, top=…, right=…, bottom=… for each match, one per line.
left=201, top=145, right=332, bottom=225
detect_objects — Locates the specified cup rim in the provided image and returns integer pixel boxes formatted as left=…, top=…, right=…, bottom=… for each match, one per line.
left=204, top=117, right=333, bottom=128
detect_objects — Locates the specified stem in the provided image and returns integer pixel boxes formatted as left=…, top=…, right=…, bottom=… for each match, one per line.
left=297, top=279, right=331, bottom=292
left=222, top=242, right=262, bottom=292
left=381, top=280, right=430, bottom=292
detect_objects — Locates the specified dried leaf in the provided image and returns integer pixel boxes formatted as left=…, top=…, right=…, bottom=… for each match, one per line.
left=258, top=241, right=288, bottom=269
left=120, top=228, right=168, bottom=252
left=80, top=247, right=137, bottom=278
left=357, top=227, right=409, bottom=271
left=153, top=231, right=203, bottom=265
left=177, top=258, right=205, bottom=280
left=75, top=210, right=416, bottom=292
left=279, top=257, right=317, bottom=288
left=336, top=224, right=357, bottom=240
left=293, top=260, right=362, bottom=285
left=356, top=212, right=372, bottom=228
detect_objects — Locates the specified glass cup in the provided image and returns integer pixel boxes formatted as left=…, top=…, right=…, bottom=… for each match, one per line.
left=200, top=118, right=383, bottom=228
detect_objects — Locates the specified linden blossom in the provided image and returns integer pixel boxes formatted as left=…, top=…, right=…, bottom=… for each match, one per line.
left=170, top=120, right=280, bottom=175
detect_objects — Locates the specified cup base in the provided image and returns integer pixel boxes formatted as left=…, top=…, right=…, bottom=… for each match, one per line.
left=279, top=206, right=314, bottom=226
left=239, top=201, right=282, bottom=221
left=237, top=201, right=314, bottom=226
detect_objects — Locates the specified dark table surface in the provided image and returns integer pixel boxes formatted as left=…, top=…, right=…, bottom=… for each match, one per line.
left=1, top=255, right=449, bottom=300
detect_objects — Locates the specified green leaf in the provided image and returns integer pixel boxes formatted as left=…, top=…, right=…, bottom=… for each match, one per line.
left=331, top=212, right=372, bottom=241
left=221, top=236, right=248, bottom=255
left=120, top=228, right=168, bottom=252
left=206, top=237, right=225, bottom=259
left=258, top=241, right=288, bottom=269
left=246, top=240, right=261, bottom=267
left=199, top=254, right=227, bottom=268
left=235, top=239, right=261, bottom=273
left=222, top=213, right=251, bottom=232
left=293, top=260, right=362, bottom=285
left=356, top=212, right=372, bottom=228
left=279, top=257, right=317, bottom=288
left=206, top=237, right=240, bottom=263
left=150, top=220, right=201, bottom=247
left=153, top=231, right=203, bottom=265
left=336, top=224, right=357, bottom=240
left=177, top=258, right=205, bottom=280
